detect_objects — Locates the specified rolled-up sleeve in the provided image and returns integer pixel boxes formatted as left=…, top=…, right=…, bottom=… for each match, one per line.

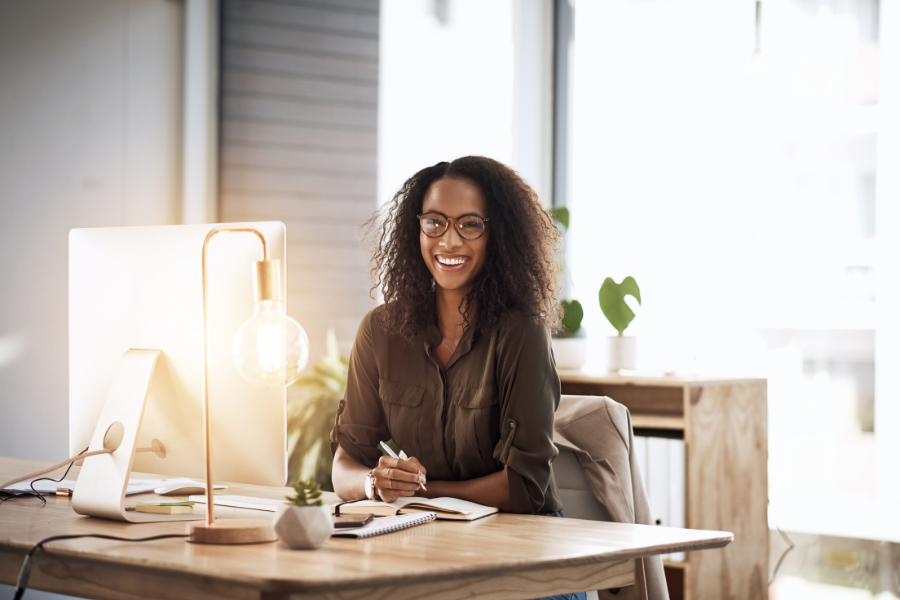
left=492, top=317, right=561, bottom=514
left=330, top=311, right=389, bottom=469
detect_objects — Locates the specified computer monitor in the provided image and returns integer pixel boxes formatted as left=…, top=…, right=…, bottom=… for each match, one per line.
left=68, top=222, right=288, bottom=489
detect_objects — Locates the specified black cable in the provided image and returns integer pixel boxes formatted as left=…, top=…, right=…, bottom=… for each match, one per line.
left=28, top=447, right=88, bottom=501
left=14, top=532, right=187, bottom=600
left=0, top=447, right=89, bottom=506
left=0, top=491, right=44, bottom=505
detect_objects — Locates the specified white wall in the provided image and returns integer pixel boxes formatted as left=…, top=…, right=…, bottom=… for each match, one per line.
left=0, top=0, right=184, bottom=463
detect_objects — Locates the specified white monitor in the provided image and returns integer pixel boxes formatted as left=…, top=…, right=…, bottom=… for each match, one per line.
left=69, top=222, right=288, bottom=487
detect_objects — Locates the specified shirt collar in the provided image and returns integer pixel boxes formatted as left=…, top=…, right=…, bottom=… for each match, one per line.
left=424, top=320, right=477, bottom=370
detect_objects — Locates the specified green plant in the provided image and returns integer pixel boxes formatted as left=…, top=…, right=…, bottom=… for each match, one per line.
left=286, top=480, right=324, bottom=507
left=287, top=328, right=348, bottom=491
left=560, top=299, right=584, bottom=335
left=549, top=207, right=582, bottom=337
left=599, top=276, right=641, bottom=336
left=549, top=206, right=570, bottom=231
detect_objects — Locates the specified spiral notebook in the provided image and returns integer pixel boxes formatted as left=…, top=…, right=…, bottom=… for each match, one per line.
left=331, top=511, right=436, bottom=538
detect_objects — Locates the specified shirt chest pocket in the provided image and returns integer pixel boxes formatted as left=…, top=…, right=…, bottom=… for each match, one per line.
left=379, top=378, right=425, bottom=457
left=450, top=385, right=500, bottom=462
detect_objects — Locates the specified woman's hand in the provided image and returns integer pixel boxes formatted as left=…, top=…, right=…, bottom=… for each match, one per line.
left=374, top=455, right=427, bottom=503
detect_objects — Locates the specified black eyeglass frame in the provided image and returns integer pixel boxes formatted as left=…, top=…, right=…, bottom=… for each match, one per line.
left=416, top=212, right=490, bottom=240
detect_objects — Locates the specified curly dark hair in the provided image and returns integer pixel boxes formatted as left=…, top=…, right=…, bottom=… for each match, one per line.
left=362, top=156, right=562, bottom=341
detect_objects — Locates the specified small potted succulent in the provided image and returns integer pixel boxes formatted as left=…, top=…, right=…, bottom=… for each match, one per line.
left=273, top=480, right=333, bottom=549
left=599, top=276, right=641, bottom=372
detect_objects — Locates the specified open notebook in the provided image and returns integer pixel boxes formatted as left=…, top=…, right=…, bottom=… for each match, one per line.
left=333, top=497, right=498, bottom=521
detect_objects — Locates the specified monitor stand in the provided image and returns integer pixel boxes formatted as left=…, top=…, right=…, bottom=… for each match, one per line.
left=72, top=349, right=205, bottom=523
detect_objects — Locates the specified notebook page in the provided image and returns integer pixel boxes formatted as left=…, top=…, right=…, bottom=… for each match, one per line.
left=394, top=496, right=495, bottom=514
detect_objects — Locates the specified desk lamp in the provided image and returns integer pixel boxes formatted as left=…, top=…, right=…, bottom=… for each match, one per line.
left=189, top=226, right=309, bottom=544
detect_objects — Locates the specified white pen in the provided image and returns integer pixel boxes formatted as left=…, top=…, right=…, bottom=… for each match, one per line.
left=379, top=441, right=426, bottom=491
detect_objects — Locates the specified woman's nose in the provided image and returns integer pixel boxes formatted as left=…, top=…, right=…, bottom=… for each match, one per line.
left=440, top=227, right=464, bottom=250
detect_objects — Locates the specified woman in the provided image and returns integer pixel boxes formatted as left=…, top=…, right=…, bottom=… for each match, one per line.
left=331, top=156, right=582, bottom=599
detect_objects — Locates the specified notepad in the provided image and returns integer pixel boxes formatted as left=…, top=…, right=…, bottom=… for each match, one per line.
left=334, top=497, right=498, bottom=521
left=134, top=504, right=194, bottom=515
left=132, top=500, right=196, bottom=515
left=331, top=512, right=436, bottom=538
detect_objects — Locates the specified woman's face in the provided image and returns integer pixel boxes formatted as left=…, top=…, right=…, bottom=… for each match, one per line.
left=419, top=177, right=490, bottom=294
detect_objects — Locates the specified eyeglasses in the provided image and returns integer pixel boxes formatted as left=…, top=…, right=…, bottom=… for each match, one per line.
left=417, top=212, right=490, bottom=240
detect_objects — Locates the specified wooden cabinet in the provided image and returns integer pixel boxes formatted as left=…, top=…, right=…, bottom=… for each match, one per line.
left=558, top=371, right=768, bottom=600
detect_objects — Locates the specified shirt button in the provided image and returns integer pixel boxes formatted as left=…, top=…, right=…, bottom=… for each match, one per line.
left=510, top=422, right=516, bottom=428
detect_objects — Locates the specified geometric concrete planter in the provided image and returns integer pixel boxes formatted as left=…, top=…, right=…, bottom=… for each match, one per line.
left=273, top=503, right=333, bottom=550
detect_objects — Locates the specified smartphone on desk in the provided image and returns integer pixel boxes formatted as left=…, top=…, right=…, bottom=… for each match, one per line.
left=334, top=513, right=374, bottom=528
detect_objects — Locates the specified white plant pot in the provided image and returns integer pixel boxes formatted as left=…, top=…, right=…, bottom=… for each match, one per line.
left=552, top=335, right=588, bottom=370
left=273, top=503, right=333, bottom=549
left=607, top=336, right=637, bottom=372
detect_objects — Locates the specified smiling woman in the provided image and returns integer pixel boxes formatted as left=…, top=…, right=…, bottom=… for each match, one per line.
left=330, top=155, right=565, bottom=511
left=330, top=156, right=578, bottom=599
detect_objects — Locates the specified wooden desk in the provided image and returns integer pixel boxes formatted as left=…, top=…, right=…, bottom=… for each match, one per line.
left=0, top=457, right=732, bottom=600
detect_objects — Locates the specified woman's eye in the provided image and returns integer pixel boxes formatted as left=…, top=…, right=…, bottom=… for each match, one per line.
left=461, top=218, right=481, bottom=228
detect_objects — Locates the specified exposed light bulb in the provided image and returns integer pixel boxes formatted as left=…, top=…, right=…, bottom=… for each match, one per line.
left=231, top=259, right=308, bottom=388
left=256, top=322, right=284, bottom=373
left=233, top=299, right=309, bottom=387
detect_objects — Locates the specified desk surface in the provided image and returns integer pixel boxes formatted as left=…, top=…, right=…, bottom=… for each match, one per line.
left=0, top=457, right=732, bottom=600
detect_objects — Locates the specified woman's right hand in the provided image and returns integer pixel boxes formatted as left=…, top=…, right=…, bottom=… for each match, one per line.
left=373, top=455, right=427, bottom=503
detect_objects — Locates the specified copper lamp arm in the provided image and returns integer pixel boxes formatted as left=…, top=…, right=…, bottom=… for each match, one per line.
left=199, top=226, right=270, bottom=527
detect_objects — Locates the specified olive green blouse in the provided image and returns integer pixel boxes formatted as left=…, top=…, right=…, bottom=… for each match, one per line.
left=330, top=307, right=563, bottom=514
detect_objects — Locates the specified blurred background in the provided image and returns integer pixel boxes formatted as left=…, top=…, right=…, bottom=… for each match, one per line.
left=1, top=0, right=899, bottom=598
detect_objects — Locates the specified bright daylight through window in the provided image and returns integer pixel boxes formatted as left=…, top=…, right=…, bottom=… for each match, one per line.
left=568, top=0, right=900, bottom=548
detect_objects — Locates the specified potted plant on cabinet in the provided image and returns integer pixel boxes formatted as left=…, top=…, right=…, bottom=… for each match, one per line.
left=553, top=300, right=588, bottom=369
left=549, top=207, right=588, bottom=370
left=273, top=480, right=333, bottom=549
left=599, top=276, right=641, bottom=372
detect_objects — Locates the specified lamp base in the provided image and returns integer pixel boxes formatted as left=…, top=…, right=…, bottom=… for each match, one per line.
left=188, top=519, right=277, bottom=545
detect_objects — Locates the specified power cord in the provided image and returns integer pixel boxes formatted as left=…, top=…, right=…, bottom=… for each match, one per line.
left=0, top=447, right=88, bottom=506
left=29, top=447, right=87, bottom=500
left=14, top=533, right=188, bottom=600
left=768, top=523, right=796, bottom=586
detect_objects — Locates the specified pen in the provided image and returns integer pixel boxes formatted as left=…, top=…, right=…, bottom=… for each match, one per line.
left=379, top=441, right=426, bottom=491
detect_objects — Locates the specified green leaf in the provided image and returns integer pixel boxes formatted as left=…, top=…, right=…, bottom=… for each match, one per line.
left=287, top=327, right=349, bottom=492
left=549, top=207, right=570, bottom=231
left=288, top=480, right=324, bottom=506
left=560, top=299, right=583, bottom=335
left=598, top=276, right=641, bottom=335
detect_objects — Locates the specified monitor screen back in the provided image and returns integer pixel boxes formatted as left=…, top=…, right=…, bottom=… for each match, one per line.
left=69, top=223, right=287, bottom=486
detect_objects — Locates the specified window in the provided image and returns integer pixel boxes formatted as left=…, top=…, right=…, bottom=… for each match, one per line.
left=378, top=0, right=515, bottom=204
left=569, top=0, right=900, bottom=543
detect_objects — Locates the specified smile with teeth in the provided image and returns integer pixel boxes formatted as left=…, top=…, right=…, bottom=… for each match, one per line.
left=436, top=255, right=470, bottom=267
